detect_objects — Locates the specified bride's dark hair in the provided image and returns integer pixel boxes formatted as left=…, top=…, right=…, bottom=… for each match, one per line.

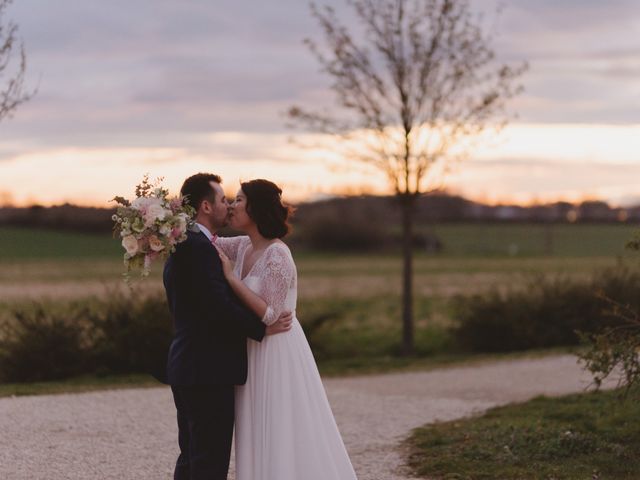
left=241, top=179, right=293, bottom=239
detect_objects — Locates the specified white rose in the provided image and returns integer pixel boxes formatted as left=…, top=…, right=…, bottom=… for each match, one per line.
left=159, top=224, right=171, bottom=236
left=177, top=213, right=188, bottom=230
left=122, top=235, right=139, bottom=256
left=145, top=204, right=167, bottom=226
left=131, top=197, right=151, bottom=209
left=132, top=196, right=162, bottom=210
left=148, top=235, right=165, bottom=252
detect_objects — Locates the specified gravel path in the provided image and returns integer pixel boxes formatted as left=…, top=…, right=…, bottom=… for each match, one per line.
left=0, top=354, right=605, bottom=479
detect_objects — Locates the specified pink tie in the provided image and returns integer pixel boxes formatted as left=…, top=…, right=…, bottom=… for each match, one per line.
left=210, top=234, right=218, bottom=244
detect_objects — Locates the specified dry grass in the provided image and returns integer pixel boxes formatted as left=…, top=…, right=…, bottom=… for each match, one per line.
left=0, top=255, right=626, bottom=302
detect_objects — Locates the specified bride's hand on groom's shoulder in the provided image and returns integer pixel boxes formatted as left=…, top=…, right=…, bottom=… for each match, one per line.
left=266, top=311, right=293, bottom=336
left=214, top=246, right=234, bottom=280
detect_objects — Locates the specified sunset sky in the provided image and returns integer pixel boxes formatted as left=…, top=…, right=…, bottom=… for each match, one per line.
left=0, top=0, right=638, bottom=207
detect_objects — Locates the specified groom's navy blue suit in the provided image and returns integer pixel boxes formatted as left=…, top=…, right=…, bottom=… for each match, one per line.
left=164, top=228, right=266, bottom=480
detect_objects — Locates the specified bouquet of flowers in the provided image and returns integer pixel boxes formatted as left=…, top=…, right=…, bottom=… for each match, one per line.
left=112, top=175, right=195, bottom=280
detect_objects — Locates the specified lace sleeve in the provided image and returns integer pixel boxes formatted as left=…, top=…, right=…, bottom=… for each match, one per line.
left=214, top=235, right=248, bottom=262
left=259, top=245, right=296, bottom=326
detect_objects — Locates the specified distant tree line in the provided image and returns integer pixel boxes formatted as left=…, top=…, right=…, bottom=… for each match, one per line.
left=0, top=195, right=636, bottom=236
left=295, top=196, right=635, bottom=224
left=0, top=204, right=114, bottom=233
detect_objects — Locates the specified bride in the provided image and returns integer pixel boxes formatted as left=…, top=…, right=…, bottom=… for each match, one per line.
left=214, top=179, right=358, bottom=480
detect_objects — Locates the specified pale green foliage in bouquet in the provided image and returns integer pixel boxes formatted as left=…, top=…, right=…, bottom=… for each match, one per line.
left=112, top=175, right=196, bottom=281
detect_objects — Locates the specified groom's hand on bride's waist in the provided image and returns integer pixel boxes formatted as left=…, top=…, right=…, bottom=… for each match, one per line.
left=266, top=311, right=293, bottom=336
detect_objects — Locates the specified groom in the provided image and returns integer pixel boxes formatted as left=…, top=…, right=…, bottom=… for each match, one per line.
left=163, top=173, right=293, bottom=480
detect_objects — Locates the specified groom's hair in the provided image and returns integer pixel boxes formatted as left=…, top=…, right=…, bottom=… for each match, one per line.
left=180, top=173, right=222, bottom=211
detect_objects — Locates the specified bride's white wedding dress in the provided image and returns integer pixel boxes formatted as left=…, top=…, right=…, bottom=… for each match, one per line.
left=215, top=236, right=358, bottom=480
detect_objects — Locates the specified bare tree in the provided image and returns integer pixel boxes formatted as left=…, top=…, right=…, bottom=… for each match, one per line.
left=288, top=0, right=526, bottom=355
left=0, top=0, right=33, bottom=122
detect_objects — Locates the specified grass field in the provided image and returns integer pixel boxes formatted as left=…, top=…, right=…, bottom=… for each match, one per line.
left=1, top=224, right=638, bottom=322
left=1, top=223, right=638, bottom=260
left=427, top=223, right=638, bottom=257
left=407, top=388, right=640, bottom=479
left=0, top=227, right=120, bottom=260
left=0, top=224, right=635, bottom=383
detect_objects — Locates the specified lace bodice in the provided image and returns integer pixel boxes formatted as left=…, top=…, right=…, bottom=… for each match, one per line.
left=215, top=236, right=297, bottom=325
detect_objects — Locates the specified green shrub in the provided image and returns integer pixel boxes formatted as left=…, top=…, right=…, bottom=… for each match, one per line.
left=0, top=290, right=173, bottom=383
left=452, top=267, right=640, bottom=353
left=91, top=289, right=173, bottom=376
left=0, top=304, right=94, bottom=382
left=578, top=296, right=640, bottom=397
left=295, top=212, right=389, bottom=251
left=576, top=232, right=640, bottom=397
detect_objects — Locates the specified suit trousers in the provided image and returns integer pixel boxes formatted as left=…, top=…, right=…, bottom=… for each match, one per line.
left=171, top=384, right=235, bottom=480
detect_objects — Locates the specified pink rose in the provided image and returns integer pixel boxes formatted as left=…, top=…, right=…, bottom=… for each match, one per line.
left=148, top=235, right=165, bottom=252
left=121, top=235, right=138, bottom=256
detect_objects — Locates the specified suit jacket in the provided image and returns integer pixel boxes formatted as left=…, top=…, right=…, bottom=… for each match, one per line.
left=163, top=229, right=266, bottom=386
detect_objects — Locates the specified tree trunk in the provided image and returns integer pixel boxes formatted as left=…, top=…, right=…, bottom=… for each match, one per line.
left=400, top=195, right=414, bottom=356
left=544, top=223, right=554, bottom=256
